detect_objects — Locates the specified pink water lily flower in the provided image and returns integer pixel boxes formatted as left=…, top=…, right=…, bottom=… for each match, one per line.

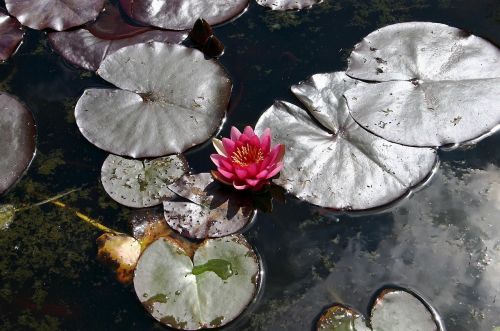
left=211, top=126, right=285, bottom=191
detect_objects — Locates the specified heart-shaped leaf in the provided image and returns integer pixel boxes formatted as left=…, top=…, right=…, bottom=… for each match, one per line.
left=119, top=0, right=249, bottom=30
left=134, top=234, right=260, bottom=330
left=0, top=12, right=23, bottom=61
left=75, top=42, right=231, bottom=157
left=256, top=0, right=323, bottom=11
left=164, top=173, right=255, bottom=239
left=0, top=92, right=36, bottom=196
left=255, top=72, right=437, bottom=210
left=346, top=22, right=500, bottom=147
left=5, top=0, right=105, bottom=31
left=48, top=29, right=186, bottom=72
left=317, top=287, right=443, bottom=331
left=0, top=204, right=16, bottom=230
left=101, top=154, right=188, bottom=208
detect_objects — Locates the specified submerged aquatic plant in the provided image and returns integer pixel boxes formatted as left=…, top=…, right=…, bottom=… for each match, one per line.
left=211, top=126, right=285, bottom=191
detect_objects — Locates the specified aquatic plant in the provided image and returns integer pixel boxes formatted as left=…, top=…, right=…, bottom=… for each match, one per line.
left=211, top=126, right=285, bottom=191
left=0, top=12, right=23, bottom=61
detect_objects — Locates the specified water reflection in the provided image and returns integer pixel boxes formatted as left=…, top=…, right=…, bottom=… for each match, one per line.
left=245, top=161, right=500, bottom=331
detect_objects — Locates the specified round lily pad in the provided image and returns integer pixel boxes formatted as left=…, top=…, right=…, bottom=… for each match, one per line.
left=0, top=92, right=36, bottom=196
left=5, top=0, right=105, bottom=31
left=101, top=154, right=188, bottom=208
left=255, top=72, right=437, bottom=210
left=119, top=0, right=249, bottom=30
left=75, top=42, right=231, bottom=158
left=346, top=22, right=500, bottom=147
left=134, top=234, right=260, bottom=330
left=256, top=0, right=322, bottom=11
left=164, top=173, right=255, bottom=239
left=0, top=12, right=23, bottom=61
left=317, top=287, right=443, bottom=331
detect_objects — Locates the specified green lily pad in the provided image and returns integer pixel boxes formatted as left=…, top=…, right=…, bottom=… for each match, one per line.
left=317, top=287, right=443, bottom=331
left=0, top=204, right=16, bottom=230
left=101, top=154, right=188, bottom=208
left=134, top=234, right=260, bottom=330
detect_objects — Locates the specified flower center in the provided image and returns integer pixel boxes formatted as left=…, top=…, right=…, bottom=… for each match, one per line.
left=231, top=144, right=264, bottom=167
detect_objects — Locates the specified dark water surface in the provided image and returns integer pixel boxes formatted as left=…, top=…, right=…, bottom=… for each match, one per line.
left=1, top=1, right=499, bottom=330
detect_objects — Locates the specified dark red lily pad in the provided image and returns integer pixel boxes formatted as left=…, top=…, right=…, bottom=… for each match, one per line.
left=119, top=0, right=249, bottom=30
left=86, top=1, right=151, bottom=40
left=0, top=92, right=36, bottom=196
left=48, top=29, right=186, bottom=71
left=164, top=173, right=255, bottom=239
left=5, top=0, right=105, bottom=31
left=0, top=12, right=23, bottom=61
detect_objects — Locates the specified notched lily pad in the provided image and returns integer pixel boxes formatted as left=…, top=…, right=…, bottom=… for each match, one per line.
left=119, top=0, right=249, bottom=30
left=346, top=22, right=500, bottom=147
left=5, top=0, right=105, bottom=31
left=0, top=12, right=23, bottom=61
left=255, top=72, right=437, bottom=210
left=96, top=233, right=141, bottom=284
left=101, top=154, right=188, bottom=208
left=164, top=173, right=255, bottom=239
left=75, top=42, right=231, bottom=157
left=317, top=304, right=369, bottom=331
left=256, top=0, right=323, bottom=11
left=0, top=92, right=36, bottom=196
left=134, top=234, right=260, bottom=330
left=317, top=287, right=443, bottom=331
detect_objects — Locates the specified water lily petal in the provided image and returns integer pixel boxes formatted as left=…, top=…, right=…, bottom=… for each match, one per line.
left=246, top=163, right=258, bottom=177
left=233, top=180, right=249, bottom=190
left=230, top=126, right=242, bottom=141
left=243, top=126, right=255, bottom=137
left=235, top=167, right=248, bottom=180
left=218, top=167, right=235, bottom=180
left=256, top=169, right=269, bottom=179
left=260, top=128, right=271, bottom=153
left=211, top=170, right=233, bottom=186
left=212, top=138, right=226, bottom=156
left=245, top=178, right=262, bottom=187
left=222, top=137, right=236, bottom=155
left=266, top=162, right=284, bottom=178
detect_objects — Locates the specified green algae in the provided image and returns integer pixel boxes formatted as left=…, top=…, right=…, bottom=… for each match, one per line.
left=192, top=259, right=234, bottom=280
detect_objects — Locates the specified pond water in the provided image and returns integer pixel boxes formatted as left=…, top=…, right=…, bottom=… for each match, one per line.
left=1, top=1, right=499, bottom=330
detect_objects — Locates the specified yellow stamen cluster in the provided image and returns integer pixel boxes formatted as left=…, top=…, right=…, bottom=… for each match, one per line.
left=231, top=144, right=264, bottom=167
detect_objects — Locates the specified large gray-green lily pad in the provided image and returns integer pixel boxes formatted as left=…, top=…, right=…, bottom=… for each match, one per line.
left=317, top=287, right=443, bottom=331
left=164, top=173, right=255, bottom=239
left=256, top=0, right=322, bottom=11
left=119, top=0, right=249, bottom=30
left=346, top=22, right=500, bottom=147
left=75, top=42, right=231, bottom=158
left=134, top=235, right=260, bottom=330
left=5, top=0, right=105, bottom=31
left=0, top=92, right=36, bottom=196
left=101, top=154, right=188, bottom=208
left=48, top=28, right=186, bottom=71
left=255, top=72, right=437, bottom=210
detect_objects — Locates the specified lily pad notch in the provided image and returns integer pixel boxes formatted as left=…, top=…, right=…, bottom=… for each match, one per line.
left=134, top=234, right=262, bottom=330
left=75, top=42, right=232, bottom=158
left=345, top=22, right=500, bottom=148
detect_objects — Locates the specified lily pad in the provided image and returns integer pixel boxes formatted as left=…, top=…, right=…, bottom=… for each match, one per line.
left=119, top=0, right=249, bottom=30
left=75, top=42, right=231, bottom=157
left=0, top=12, right=23, bottom=61
left=164, top=173, right=255, bottom=239
left=0, top=92, right=36, bottom=196
left=101, top=154, right=188, bottom=208
left=96, top=233, right=141, bottom=284
left=5, top=0, right=105, bottom=31
left=317, top=287, right=443, bottom=331
left=256, top=0, right=322, bottom=11
left=134, top=235, right=260, bottom=330
left=346, top=22, right=500, bottom=147
left=255, top=72, right=437, bottom=210
left=48, top=28, right=186, bottom=72
left=0, top=204, right=16, bottom=230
